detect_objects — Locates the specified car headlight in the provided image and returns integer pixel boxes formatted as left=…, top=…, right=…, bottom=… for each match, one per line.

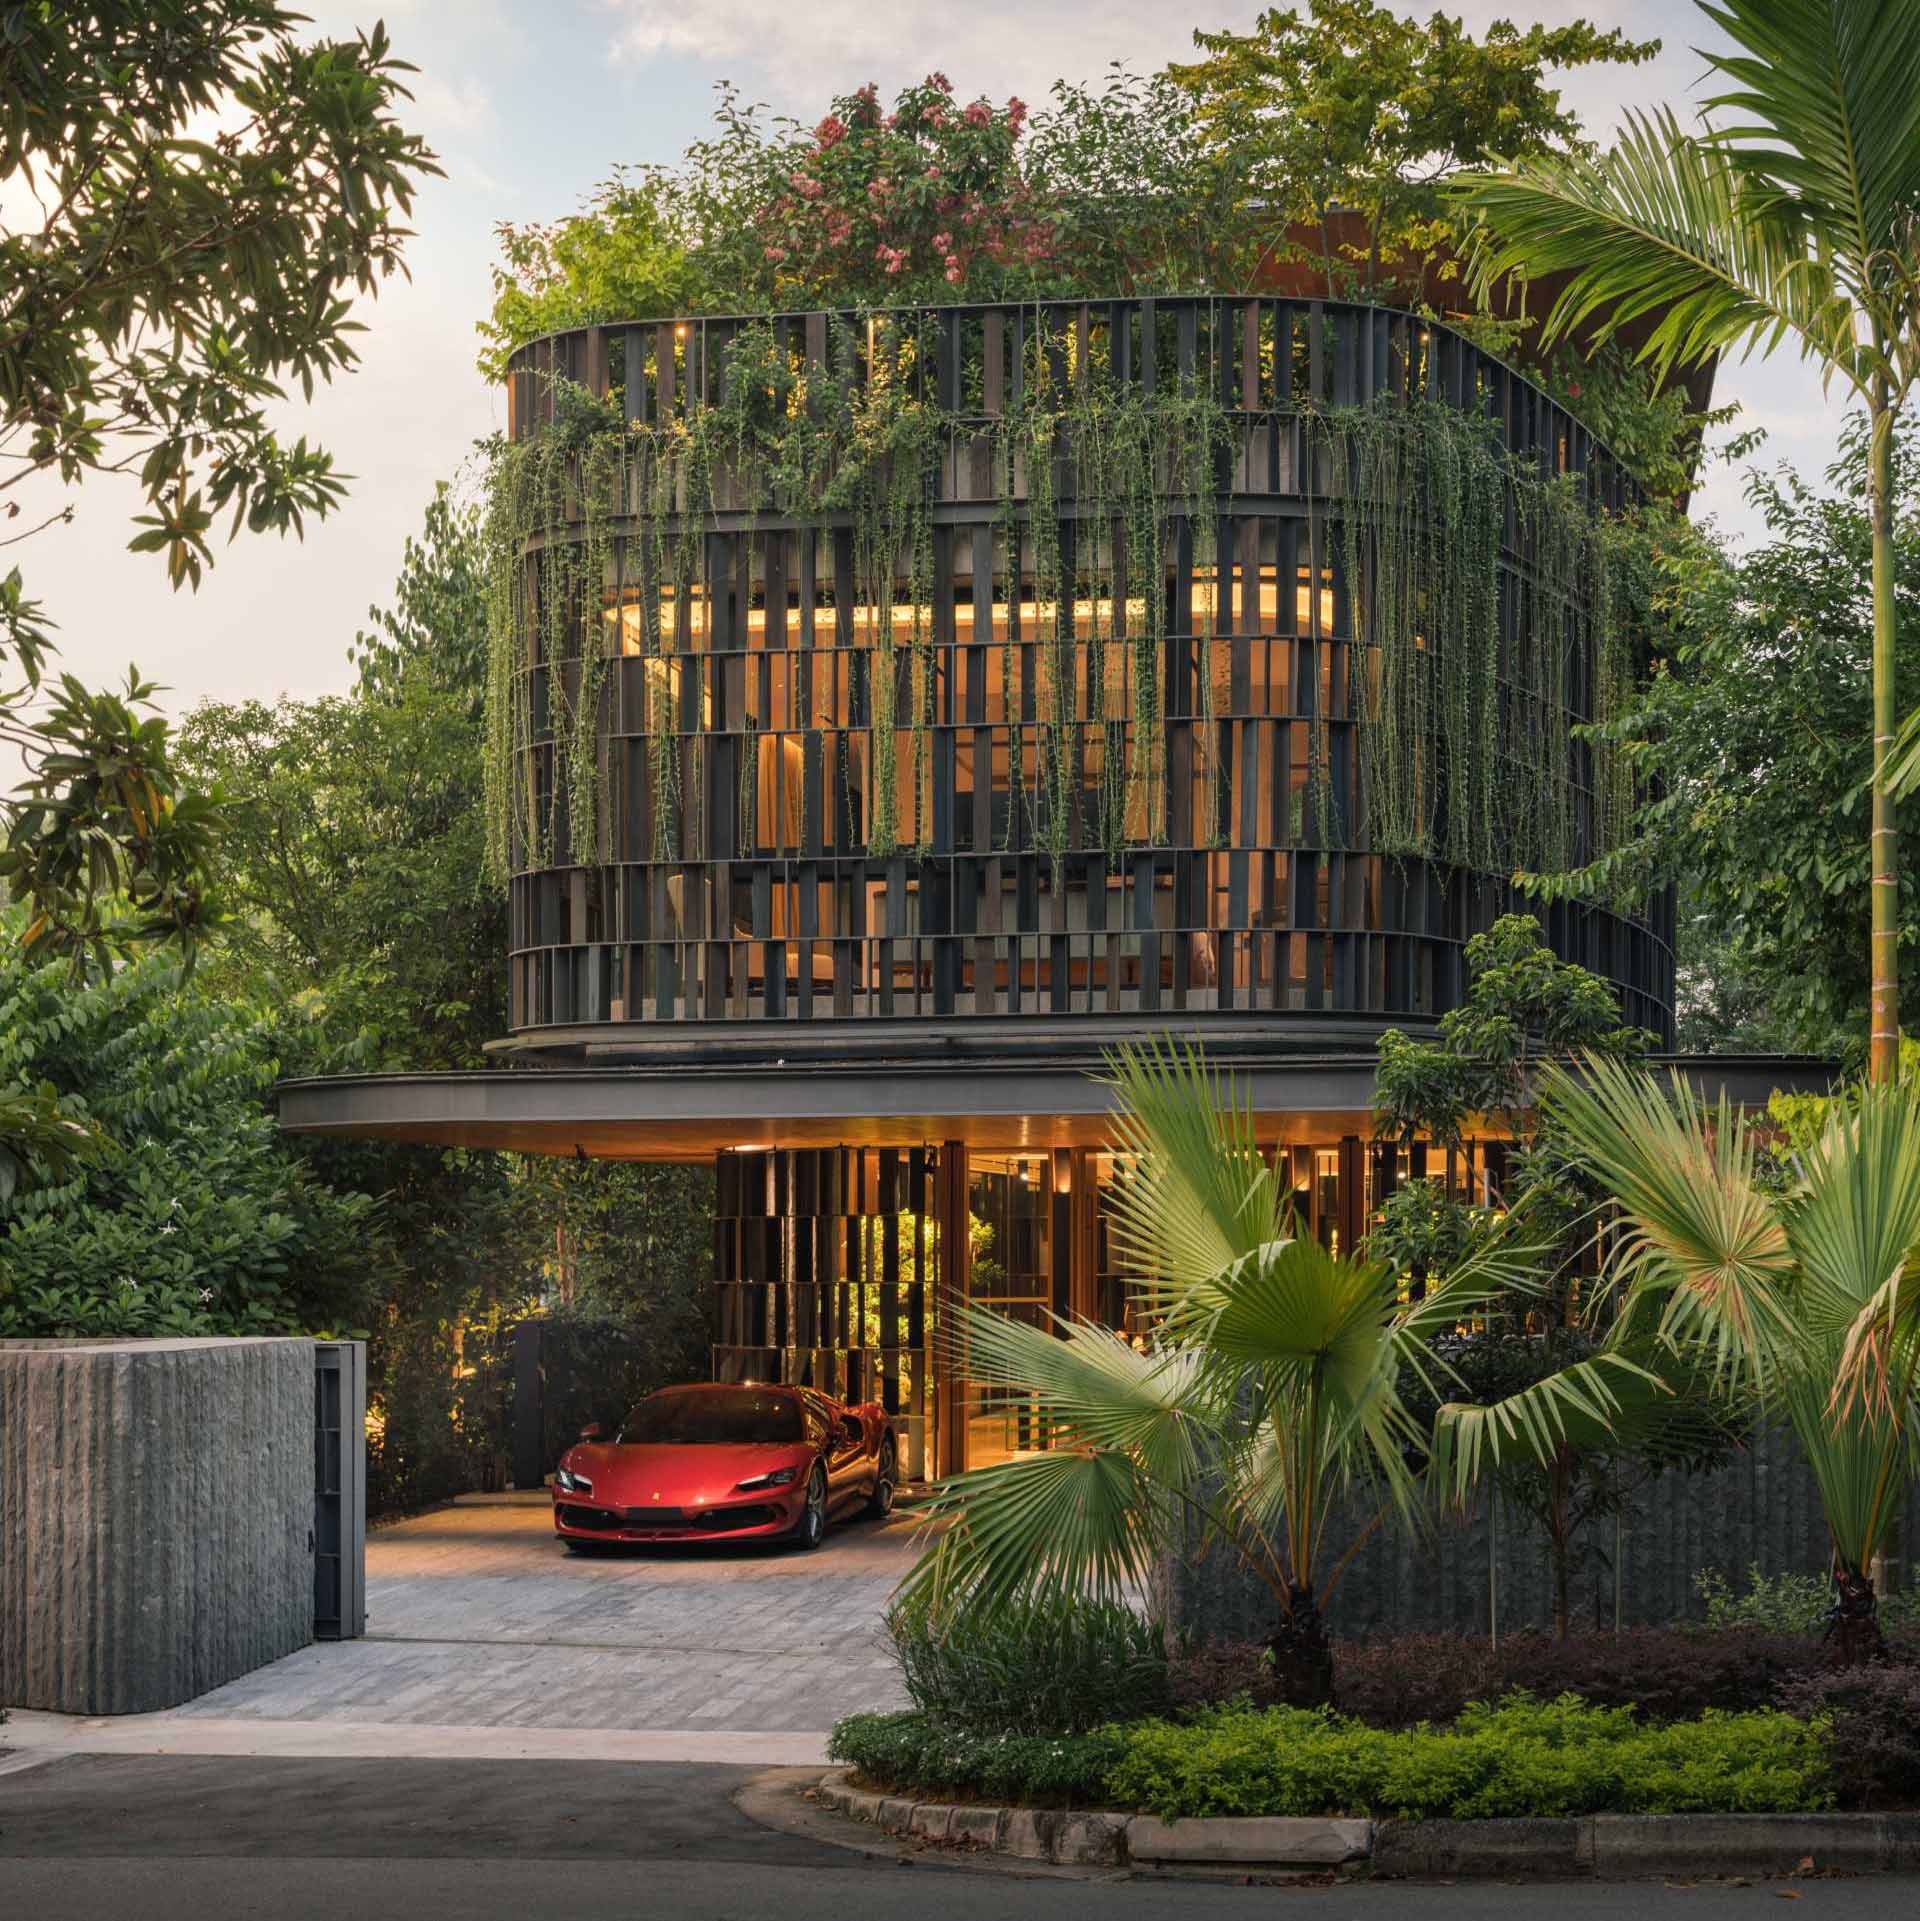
left=734, top=1466, right=799, bottom=1491
left=556, top=1466, right=593, bottom=1494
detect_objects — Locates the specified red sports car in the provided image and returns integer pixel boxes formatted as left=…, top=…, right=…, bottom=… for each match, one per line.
left=551, top=1382, right=898, bottom=1552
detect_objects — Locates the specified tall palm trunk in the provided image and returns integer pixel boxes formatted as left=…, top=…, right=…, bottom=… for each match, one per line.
left=1870, top=384, right=1901, bottom=1084
left=1266, top=1582, right=1336, bottom=1707
left=1830, top=1558, right=1886, bottom=1668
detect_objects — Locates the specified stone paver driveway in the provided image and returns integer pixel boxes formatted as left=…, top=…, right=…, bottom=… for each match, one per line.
left=178, top=1494, right=915, bottom=1735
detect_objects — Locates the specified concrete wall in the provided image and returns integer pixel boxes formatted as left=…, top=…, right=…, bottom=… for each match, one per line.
left=1, top=1337, right=314, bottom=1714
left=1161, top=1425, right=1920, bottom=1644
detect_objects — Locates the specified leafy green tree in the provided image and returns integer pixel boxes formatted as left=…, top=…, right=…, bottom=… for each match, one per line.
left=476, top=172, right=706, bottom=382
left=1530, top=439, right=1920, bottom=1058
left=180, top=684, right=504, bottom=1069
left=1454, top=0, right=1920, bottom=1083
left=0, top=0, right=436, bottom=985
left=350, top=482, right=490, bottom=711
left=1373, top=914, right=1648, bottom=1157
left=0, top=933, right=377, bottom=1338
left=1370, top=915, right=1704, bottom=1637
left=1168, top=1, right=1657, bottom=297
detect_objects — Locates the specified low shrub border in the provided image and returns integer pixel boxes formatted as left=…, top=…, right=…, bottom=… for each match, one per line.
left=829, top=1696, right=1834, bottom=1821
left=811, top=1771, right=1920, bottom=1878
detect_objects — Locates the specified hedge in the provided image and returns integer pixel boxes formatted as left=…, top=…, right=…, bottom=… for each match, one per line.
left=830, top=1694, right=1835, bottom=1821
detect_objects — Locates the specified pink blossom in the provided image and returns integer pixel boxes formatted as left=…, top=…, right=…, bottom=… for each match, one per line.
left=964, top=100, right=990, bottom=129
left=815, top=114, right=847, bottom=148
left=928, top=71, right=952, bottom=93
left=1007, top=95, right=1028, bottom=134
left=945, top=264, right=963, bottom=283
left=790, top=171, right=824, bottom=200
left=764, top=245, right=787, bottom=263
left=931, top=231, right=952, bottom=252
left=886, top=253, right=905, bottom=274
left=927, top=106, right=946, bottom=130
left=926, top=164, right=942, bottom=181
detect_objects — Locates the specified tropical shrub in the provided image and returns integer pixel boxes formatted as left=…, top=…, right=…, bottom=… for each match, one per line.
left=1108, top=1696, right=1831, bottom=1821
left=832, top=1696, right=1834, bottom=1819
left=1779, top=1666, right=1920, bottom=1810
left=0, top=938, right=376, bottom=1338
left=1694, top=1565, right=1832, bottom=1635
left=827, top=1711, right=1122, bottom=1807
left=886, top=1593, right=1169, bottom=1737
left=1172, top=1628, right=1843, bottom=1728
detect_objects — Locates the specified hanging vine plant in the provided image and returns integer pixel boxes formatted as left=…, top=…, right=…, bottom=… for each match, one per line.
left=481, top=307, right=1653, bottom=918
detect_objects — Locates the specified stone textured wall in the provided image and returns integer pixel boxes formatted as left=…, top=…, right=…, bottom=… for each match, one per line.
left=1161, top=1425, right=1920, bottom=1644
left=1, top=1338, right=314, bottom=1714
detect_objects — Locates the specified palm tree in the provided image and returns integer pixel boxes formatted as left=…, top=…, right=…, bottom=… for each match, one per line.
left=902, top=1041, right=1648, bottom=1698
left=1436, top=1053, right=1920, bottom=1662
left=1452, top=0, right=1920, bottom=1082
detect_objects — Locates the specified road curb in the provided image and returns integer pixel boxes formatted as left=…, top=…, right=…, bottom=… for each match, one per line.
left=814, top=1770, right=1920, bottom=1878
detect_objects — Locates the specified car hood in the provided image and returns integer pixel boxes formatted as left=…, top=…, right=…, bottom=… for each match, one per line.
left=563, top=1441, right=813, bottom=1507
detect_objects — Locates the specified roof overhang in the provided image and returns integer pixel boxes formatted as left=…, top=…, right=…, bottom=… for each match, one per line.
left=276, top=1047, right=1837, bottom=1162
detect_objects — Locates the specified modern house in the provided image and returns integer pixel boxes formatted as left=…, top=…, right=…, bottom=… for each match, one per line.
left=278, top=293, right=1812, bottom=1483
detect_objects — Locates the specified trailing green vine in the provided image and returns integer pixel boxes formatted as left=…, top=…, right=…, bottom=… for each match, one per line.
left=481, top=316, right=1652, bottom=911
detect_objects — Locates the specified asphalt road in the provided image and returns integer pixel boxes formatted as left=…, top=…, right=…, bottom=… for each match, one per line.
left=2, top=1755, right=1916, bottom=1921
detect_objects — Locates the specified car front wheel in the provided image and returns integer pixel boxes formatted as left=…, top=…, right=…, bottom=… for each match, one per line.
left=791, top=1465, right=828, bottom=1551
left=865, top=1439, right=896, bottom=1519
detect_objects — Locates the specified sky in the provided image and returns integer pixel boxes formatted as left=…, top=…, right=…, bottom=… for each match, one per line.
left=13, top=0, right=1849, bottom=729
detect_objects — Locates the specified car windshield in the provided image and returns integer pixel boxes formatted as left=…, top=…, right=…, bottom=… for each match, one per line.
left=619, top=1388, right=803, bottom=1445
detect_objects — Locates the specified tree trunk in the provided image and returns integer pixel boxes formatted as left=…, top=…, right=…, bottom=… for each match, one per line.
left=1869, top=389, right=1900, bottom=1084
left=1266, top=1581, right=1336, bottom=1708
left=1828, top=1562, right=1886, bottom=1668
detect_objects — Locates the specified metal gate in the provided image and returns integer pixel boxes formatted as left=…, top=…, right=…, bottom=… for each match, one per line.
left=314, top=1340, right=367, bottom=1639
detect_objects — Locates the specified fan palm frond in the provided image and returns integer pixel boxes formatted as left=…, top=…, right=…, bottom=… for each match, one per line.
left=1100, top=1037, right=1283, bottom=1318
left=1538, top=1054, right=1798, bottom=1389
left=1429, top=1348, right=1675, bottom=1504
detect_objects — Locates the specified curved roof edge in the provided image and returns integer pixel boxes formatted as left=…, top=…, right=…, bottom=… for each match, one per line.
left=275, top=1052, right=1837, bottom=1162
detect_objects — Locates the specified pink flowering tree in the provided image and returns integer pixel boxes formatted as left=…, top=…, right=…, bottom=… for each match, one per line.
left=756, top=76, right=1053, bottom=307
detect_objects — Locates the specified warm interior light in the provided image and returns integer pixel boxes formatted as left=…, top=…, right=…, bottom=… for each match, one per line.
left=603, top=565, right=1335, bottom=645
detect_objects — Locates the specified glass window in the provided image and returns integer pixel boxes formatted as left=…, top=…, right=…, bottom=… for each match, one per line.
left=619, top=1386, right=803, bottom=1445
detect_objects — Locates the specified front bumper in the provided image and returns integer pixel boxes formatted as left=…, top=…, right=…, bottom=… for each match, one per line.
left=551, top=1491, right=799, bottom=1542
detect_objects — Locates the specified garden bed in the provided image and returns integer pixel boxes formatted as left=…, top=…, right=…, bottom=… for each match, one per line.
left=829, top=1694, right=1839, bottom=1823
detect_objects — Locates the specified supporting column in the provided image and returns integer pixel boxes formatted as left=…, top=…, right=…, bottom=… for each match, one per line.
left=934, top=1140, right=970, bottom=1479
left=1338, top=1134, right=1365, bottom=1259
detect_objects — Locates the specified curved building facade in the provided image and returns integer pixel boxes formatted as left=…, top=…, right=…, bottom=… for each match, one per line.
left=495, top=296, right=1671, bottom=1059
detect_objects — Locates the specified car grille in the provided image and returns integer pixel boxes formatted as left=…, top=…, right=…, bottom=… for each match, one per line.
left=557, top=1502, right=781, bottom=1534
left=620, top=1504, right=781, bottom=1532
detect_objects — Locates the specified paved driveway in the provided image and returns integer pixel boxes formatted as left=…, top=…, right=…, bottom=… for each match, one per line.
left=175, top=1493, right=915, bottom=1736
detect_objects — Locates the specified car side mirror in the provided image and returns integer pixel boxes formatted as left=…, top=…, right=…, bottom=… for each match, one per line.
left=578, top=1422, right=603, bottom=1442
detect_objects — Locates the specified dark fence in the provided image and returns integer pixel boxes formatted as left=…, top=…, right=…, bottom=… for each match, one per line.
left=1161, top=1426, right=1920, bottom=1643
left=365, top=1311, right=706, bottom=1519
